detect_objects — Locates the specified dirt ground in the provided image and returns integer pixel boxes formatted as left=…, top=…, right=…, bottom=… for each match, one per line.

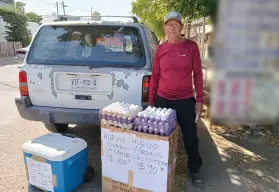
left=169, top=104, right=279, bottom=192
left=203, top=111, right=279, bottom=192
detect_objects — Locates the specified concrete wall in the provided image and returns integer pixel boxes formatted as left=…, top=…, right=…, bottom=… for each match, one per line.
left=27, top=22, right=40, bottom=39
left=41, top=14, right=57, bottom=23
left=0, top=17, right=6, bottom=42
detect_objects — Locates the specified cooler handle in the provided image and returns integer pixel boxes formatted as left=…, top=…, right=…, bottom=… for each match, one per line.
left=62, top=133, right=76, bottom=138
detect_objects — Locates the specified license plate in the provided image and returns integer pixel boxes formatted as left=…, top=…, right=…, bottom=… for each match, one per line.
left=70, top=76, right=97, bottom=91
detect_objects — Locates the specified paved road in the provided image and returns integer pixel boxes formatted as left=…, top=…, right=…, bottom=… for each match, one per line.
left=0, top=57, right=23, bottom=67
left=0, top=64, right=252, bottom=192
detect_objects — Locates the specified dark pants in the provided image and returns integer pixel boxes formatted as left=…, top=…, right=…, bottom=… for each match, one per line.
left=155, top=95, right=203, bottom=174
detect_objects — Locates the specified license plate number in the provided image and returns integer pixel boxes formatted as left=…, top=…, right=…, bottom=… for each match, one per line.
left=70, top=77, right=97, bottom=91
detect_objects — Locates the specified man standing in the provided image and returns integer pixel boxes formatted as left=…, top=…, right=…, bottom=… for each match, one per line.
left=148, top=11, right=204, bottom=187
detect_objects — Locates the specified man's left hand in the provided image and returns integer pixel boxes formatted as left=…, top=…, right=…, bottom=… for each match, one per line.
left=195, top=102, right=203, bottom=115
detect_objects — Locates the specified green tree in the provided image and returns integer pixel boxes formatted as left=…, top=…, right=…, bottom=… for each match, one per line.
left=15, top=1, right=26, bottom=15
left=132, top=0, right=218, bottom=39
left=168, top=0, right=218, bottom=24
left=0, top=9, right=30, bottom=46
left=91, top=11, right=101, bottom=21
left=25, top=12, right=42, bottom=23
left=132, top=0, right=169, bottom=39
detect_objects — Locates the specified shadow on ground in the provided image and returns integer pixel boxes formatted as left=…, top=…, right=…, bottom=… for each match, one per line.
left=185, top=120, right=251, bottom=192
left=211, top=125, right=279, bottom=192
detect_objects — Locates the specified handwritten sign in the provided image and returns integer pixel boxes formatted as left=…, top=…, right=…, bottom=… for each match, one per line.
left=26, top=157, right=54, bottom=192
left=101, top=128, right=169, bottom=192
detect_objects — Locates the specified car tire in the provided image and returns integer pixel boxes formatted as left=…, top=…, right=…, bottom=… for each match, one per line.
left=44, top=123, right=69, bottom=133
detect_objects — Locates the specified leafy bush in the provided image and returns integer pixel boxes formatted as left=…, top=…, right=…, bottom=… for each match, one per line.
left=0, top=9, right=30, bottom=47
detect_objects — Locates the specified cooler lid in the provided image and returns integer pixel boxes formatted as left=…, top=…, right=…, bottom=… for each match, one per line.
left=22, top=133, right=87, bottom=161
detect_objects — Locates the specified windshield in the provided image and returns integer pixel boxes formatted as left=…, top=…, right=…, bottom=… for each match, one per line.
left=27, top=25, right=145, bottom=67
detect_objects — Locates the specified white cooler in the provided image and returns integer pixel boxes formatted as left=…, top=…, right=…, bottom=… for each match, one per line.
left=22, top=133, right=94, bottom=192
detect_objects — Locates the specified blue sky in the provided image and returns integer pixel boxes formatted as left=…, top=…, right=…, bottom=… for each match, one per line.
left=17, top=0, right=134, bottom=16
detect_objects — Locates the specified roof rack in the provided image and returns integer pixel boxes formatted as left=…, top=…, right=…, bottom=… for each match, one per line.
left=57, top=15, right=139, bottom=23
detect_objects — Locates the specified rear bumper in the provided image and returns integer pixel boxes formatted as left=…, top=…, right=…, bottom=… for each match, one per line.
left=15, top=96, right=100, bottom=125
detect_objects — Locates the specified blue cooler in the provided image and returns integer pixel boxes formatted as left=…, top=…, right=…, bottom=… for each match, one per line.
left=22, top=133, right=94, bottom=192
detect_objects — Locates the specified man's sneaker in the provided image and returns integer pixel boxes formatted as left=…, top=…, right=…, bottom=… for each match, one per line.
left=190, top=171, right=204, bottom=188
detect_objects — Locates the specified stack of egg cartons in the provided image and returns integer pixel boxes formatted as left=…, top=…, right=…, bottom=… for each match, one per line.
left=100, top=102, right=143, bottom=129
left=133, top=106, right=177, bottom=136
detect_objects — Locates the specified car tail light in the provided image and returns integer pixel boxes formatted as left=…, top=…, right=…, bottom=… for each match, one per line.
left=19, top=70, right=29, bottom=96
left=16, top=51, right=26, bottom=55
left=142, top=75, right=151, bottom=102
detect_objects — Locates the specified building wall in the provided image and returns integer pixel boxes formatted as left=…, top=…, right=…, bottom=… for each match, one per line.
left=41, top=14, right=57, bottom=23
left=27, top=22, right=40, bottom=39
left=0, top=17, right=6, bottom=42
left=0, top=1, right=15, bottom=42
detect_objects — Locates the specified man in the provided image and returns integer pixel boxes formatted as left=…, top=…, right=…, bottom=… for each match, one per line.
left=148, top=11, right=204, bottom=187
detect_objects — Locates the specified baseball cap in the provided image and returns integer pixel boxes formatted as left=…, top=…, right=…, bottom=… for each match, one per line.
left=164, top=11, right=183, bottom=24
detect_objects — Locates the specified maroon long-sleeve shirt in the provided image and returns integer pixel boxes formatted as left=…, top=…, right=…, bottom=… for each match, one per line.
left=148, top=39, right=204, bottom=106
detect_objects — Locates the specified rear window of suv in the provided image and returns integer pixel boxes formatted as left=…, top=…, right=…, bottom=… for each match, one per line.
left=27, top=25, right=145, bottom=67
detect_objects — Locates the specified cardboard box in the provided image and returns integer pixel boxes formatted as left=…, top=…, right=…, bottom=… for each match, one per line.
left=101, top=122, right=178, bottom=192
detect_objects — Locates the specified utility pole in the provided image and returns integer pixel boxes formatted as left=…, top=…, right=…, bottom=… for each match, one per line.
left=91, top=7, right=93, bottom=20
left=14, top=1, right=17, bottom=11
left=56, top=1, right=59, bottom=19
left=62, top=0, right=66, bottom=16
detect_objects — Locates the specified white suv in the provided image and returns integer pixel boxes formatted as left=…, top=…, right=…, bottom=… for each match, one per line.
left=15, top=16, right=159, bottom=133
